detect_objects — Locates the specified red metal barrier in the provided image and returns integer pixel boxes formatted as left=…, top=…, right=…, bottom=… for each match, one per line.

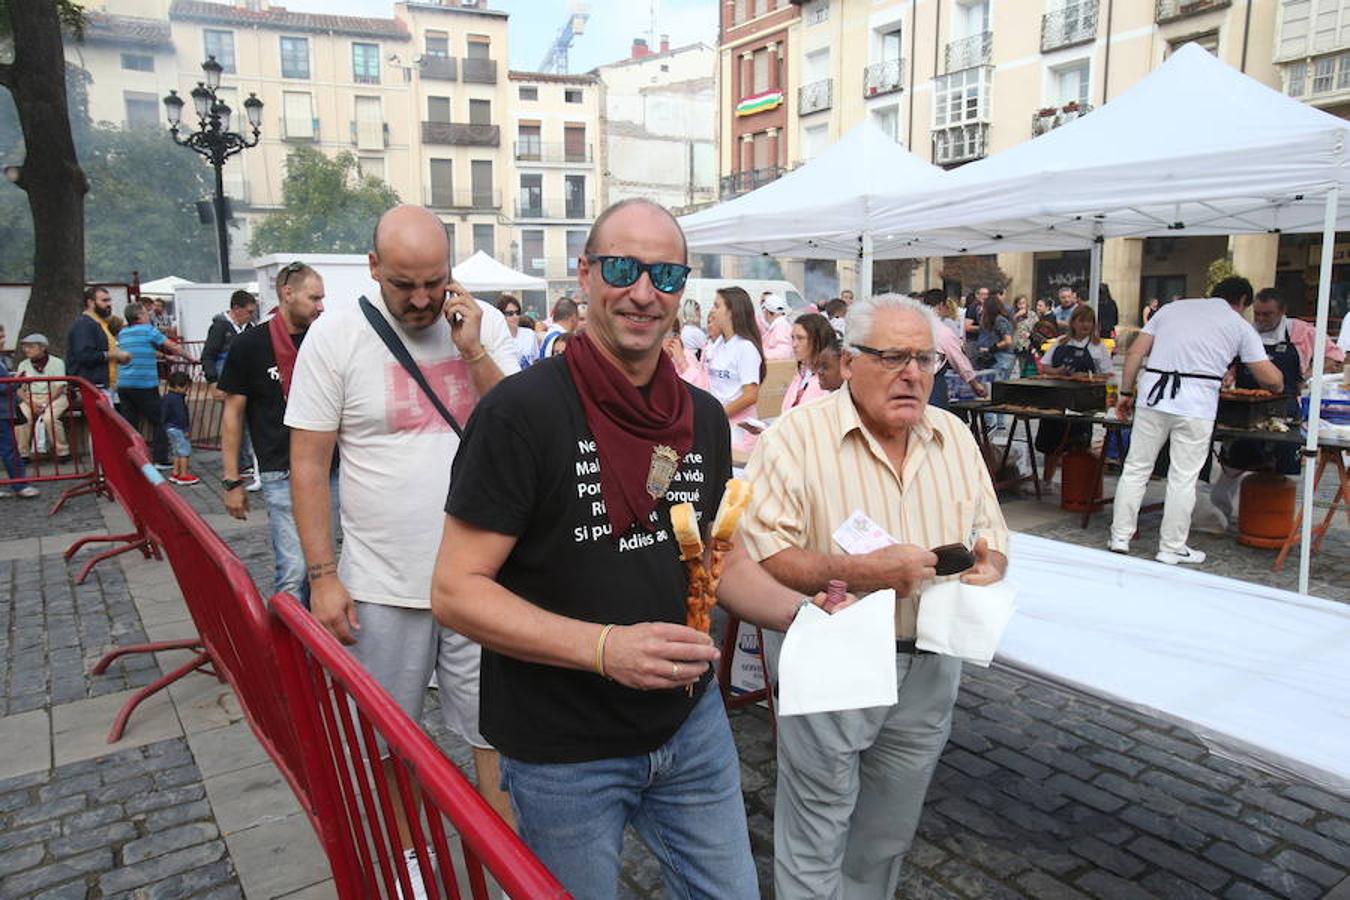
left=53, top=381, right=160, bottom=583
left=0, top=376, right=105, bottom=511
left=103, top=439, right=568, bottom=898
left=270, top=594, right=570, bottom=900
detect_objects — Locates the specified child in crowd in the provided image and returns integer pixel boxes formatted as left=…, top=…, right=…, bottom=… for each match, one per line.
left=161, top=372, right=198, bottom=486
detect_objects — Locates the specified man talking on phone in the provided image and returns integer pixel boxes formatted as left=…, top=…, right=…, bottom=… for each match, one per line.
left=284, top=206, right=519, bottom=866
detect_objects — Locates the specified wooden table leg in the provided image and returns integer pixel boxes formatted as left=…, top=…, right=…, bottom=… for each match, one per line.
left=1271, top=449, right=1341, bottom=572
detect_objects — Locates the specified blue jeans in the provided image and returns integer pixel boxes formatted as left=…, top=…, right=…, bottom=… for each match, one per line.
left=500, top=685, right=758, bottom=900
left=983, top=351, right=1017, bottom=430
left=0, top=419, right=30, bottom=489
left=259, top=470, right=339, bottom=608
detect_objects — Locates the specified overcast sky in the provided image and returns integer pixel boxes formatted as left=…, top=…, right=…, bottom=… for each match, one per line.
left=276, top=0, right=719, bottom=73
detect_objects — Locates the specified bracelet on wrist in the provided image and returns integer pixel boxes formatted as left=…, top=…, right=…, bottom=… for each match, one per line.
left=595, top=624, right=616, bottom=678
left=463, top=347, right=488, bottom=364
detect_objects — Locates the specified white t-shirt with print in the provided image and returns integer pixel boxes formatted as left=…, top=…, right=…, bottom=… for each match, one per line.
left=1137, top=297, right=1266, bottom=421
left=704, top=334, right=762, bottom=406
left=284, top=294, right=519, bottom=609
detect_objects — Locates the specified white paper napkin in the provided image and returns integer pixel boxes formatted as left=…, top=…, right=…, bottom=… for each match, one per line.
left=777, top=589, right=899, bottom=716
left=915, top=580, right=1018, bottom=667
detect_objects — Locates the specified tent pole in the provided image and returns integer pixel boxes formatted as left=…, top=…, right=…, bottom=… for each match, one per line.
left=861, top=233, right=875, bottom=299
left=1088, top=232, right=1104, bottom=315
left=1298, top=184, right=1337, bottom=595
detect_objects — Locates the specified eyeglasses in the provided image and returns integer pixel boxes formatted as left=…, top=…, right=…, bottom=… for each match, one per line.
left=851, top=344, right=947, bottom=374
left=278, top=261, right=306, bottom=288
left=586, top=255, right=691, bottom=294
left=503, top=308, right=521, bottom=316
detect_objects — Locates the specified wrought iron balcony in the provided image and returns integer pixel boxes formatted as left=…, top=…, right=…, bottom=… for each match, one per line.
left=932, top=122, right=989, bottom=167
left=944, top=31, right=992, bottom=72
left=421, top=121, right=500, bottom=147
left=420, top=55, right=457, bottom=81
left=863, top=60, right=904, bottom=98
left=462, top=57, right=498, bottom=84
left=1041, top=0, right=1099, bottom=52
left=719, top=166, right=785, bottom=199
left=1031, top=102, right=1092, bottom=136
left=1155, top=0, right=1230, bottom=23
left=514, top=199, right=595, bottom=220
left=514, top=141, right=593, bottom=164
left=798, top=78, right=833, bottom=115
left=427, top=188, right=501, bottom=210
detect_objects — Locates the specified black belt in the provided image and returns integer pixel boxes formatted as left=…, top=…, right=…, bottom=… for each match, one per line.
left=896, top=639, right=932, bottom=655
left=1144, top=367, right=1223, bottom=407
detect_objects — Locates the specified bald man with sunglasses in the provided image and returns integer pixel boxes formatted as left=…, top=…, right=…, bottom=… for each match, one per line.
left=433, top=198, right=841, bottom=898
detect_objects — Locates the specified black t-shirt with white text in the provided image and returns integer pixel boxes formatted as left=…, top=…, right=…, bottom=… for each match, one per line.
left=445, top=356, right=732, bottom=764
left=217, top=323, right=303, bottom=474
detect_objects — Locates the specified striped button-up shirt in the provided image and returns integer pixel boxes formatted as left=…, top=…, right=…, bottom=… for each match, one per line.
left=741, top=386, right=1009, bottom=639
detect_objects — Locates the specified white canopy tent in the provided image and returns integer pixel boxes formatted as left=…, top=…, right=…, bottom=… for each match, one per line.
left=867, top=44, right=1350, bottom=596
left=679, top=120, right=948, bottom=295
left=138, top=275, right=194, bottom=296
left=452, top=251, right=548, bottom=293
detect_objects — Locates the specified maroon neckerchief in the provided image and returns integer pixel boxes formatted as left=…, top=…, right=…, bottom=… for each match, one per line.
left=30, top=354, right=50, bottom=374
left=268, top=312, right=299, bottom=400
left=564, top=332, right=694, bottom=537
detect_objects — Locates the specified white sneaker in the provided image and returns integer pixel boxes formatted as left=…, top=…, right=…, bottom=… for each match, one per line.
left=1156, top=547, right=1206, bottom=565
left=17, top=486, right=40, bottom=499
left=399, top=848, right=434, bottom=900
left=1107, top=538, right=1130, bottom=554
left=245, top=474, right=262, bottom=493
left=0, top=488, right=14, bottom=499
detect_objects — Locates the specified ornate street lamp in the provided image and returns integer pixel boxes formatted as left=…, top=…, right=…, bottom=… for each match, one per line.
left=163, top=56, right=262, bottom=282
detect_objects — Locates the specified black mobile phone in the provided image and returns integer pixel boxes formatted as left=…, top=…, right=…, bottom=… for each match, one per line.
left=931, top=543, right=976, bottom=576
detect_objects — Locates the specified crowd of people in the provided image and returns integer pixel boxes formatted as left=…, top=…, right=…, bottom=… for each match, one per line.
left=6, top=194, right=1350, bottom=898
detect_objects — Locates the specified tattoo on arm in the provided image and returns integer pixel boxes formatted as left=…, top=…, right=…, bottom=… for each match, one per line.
left=307, top=561, right=338, bottom=581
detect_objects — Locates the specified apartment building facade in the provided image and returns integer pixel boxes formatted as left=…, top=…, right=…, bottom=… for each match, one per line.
left=717, top=0, right=1330, bottom=322
left=64, top=0, right=608, bottom=294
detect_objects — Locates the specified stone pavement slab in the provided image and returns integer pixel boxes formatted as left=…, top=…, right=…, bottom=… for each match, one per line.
left=224, top=812, right=332, bottom=899
left=51, top=685, right=183, bottom=767
left=0, top=708, right=51, bottom=781
left=203, top=761, right=302, bottom=836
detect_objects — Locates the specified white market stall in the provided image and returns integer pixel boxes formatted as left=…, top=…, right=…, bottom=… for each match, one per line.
left=452, top=251, right=548, bottom=294
left=679, top=120, right=949, bottom=296
left=868, top=44, right=1350, bottom=595
left=138, top=275, right=194, bottom=297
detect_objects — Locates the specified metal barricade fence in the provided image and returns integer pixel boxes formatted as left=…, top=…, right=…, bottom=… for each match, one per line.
left=55, top=380, right=161, bottom=583
left=270, top=593, right=569, bottom=900
left=0, top=376, right=104, bottom=511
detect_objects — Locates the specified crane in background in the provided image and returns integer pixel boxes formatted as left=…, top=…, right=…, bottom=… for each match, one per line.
left=538, top=4, right=591, bottom=74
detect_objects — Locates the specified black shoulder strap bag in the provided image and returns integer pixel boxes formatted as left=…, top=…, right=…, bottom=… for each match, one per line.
left=358, top=296, right=464, bottom=439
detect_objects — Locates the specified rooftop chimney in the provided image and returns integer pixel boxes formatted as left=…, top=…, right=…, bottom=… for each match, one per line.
left=660, top=34, right=670, bottom=54
left=632, top=38, right=651, bottom=59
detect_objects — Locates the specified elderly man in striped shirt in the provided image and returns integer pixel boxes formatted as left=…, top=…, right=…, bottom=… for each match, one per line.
left=741, top=292, right=1010, bottom=900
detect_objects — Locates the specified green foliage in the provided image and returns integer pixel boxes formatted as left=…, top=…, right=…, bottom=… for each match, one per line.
left=1206, top=256, right=1237, bottom=296
left=0, top=118, right=218, bottom=283
left=939, top=255, right=1010, bottom=295
left=0, top=0, right=86, bottom=41
left=248, top=146, right=400, bottom=256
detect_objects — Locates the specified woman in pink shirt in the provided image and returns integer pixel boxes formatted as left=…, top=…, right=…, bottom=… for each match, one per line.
left=780, top=313, right=836, bottom=416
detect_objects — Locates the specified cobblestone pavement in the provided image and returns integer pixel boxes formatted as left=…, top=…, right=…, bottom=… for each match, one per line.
left=0, top=739, right=239, bottom=899
left=0, top=553, right=160, bottom=717
left=4, top=447, right=1348, bottom=899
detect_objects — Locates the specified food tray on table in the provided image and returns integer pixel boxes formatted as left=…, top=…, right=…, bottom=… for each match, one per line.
left=991, top=378, right=1107, bottom=412
left=1217, top=390, right=1290, bottom=428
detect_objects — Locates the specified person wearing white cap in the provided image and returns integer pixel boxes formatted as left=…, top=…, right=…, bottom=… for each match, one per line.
left=761, top=292, right=795, bottom=361
left=14, top=333, right=71, bottom=463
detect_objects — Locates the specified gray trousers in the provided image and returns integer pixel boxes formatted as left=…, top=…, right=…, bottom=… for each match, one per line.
left=769, top=639, right=962, bottom=900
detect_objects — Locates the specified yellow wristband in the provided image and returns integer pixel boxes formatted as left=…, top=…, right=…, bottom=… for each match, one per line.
left=595, top=624, right=616, bottom=678
left=463, top=347, right=489, bottom=364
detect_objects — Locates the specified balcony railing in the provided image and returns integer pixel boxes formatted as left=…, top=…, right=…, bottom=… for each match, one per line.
left=719, top=165, right=785, bottom=199
left=945, top=31, right=992, bottom=72
left=1155, top=0, right=1230, bottom=23
left=421, top=121, right=500, bottom=147
left=427, top=188, right=501, bottom=210
left=862, top=59, right=904, bottom=98
left=798, top=78, right=833, bottom=114
left=515, top=199, right=595, bottom=220
left=1031, top=101, right=1092, bottom=136
left=514, top=141, right=594, bottom=164
left=1041, top=0, right=1098, bottom=52
left=420, top=54, right=457, bottom=81
left=349, top=120, right=391, bottom=148
left=462, top=57, right=498, bottom=84
left=932, top=122, right=989, bottom=166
